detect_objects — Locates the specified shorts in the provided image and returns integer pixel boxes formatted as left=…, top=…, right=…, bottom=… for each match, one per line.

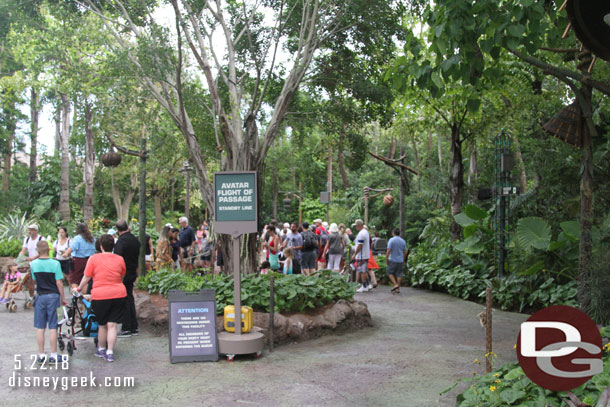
left=200, top=254, right=211, bottom=261
left=292, top=258, right=302, bottom=274
left=34, top=293, right=60, bottom=329
left=355, top=259, right=369, bottom=274
left=182, top=248, right=194, bottom=264
left=69, top=257, right=89, bottom=286
left=328, top=254, right=342, bottom=270
left=92, top=297, right=127, bottom=325
left=301, top=251, right=316, bottom=269
left=58, top=259, right=72, bottom=277
left=145, top=254, right=152, bottom=262
left=387, top=261, right=404, bottom=278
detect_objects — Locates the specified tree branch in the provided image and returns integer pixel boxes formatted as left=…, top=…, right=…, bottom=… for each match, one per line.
left=368, top=151, right=418, bottom=175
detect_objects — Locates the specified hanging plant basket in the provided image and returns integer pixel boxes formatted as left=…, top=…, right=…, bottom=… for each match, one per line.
left=101, top=151, right=122, bottom=167
left=383, top=194, right=394, bottom=207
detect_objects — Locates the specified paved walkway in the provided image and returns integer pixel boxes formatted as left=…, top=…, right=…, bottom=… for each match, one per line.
left=0, top=286, right=527, bottom=406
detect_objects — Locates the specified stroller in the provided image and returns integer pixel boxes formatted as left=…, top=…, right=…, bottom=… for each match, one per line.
left=4, top=269, right=35, bottom=313
left=57, top=291, right=99, bottom=356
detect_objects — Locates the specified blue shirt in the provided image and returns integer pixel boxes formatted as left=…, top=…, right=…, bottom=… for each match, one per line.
left=70, top=234, right=96, bottom=258
left=387, top=236, right=407, bottom=263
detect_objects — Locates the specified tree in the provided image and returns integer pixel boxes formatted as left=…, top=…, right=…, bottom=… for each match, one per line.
left=81, top=0, right=407, bottom=274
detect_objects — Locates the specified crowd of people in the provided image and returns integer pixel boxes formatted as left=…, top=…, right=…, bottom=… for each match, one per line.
left=257, top=218, right=408, bottom=294
left=7, top=215, right=407, bottom=364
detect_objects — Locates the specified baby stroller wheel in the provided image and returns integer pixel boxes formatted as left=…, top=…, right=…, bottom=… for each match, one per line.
left=25, top=301, right=32, bottom=309
left=10, top=303, right=17, bottom=312
left=67, top=342, right=74, bottom=356
left=58, top=338, right=65, bottom=351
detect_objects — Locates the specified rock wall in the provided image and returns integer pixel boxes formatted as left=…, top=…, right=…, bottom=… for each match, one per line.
left=135, top=291, right=372, bottom=345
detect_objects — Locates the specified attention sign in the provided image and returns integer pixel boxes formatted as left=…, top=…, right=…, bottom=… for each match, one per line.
left=214, top=171, right=258, bottom=236
left=169, top=290, right=218, bottom=363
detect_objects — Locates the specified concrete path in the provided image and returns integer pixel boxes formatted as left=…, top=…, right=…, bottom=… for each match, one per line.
left=0, top=286, right=528, bottom=406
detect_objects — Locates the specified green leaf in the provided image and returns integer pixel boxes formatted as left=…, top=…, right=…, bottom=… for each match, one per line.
left=463, top=224, right=478, bottom=239
left=455, top=212, right=475, bottom=227
left=431, top=71, right=443, bottom=90
left=504, top=366, right=525, bottom=380
left=464, top=204, right=487, bottom=221
left=500, top=388, right=526, bottom=404
left=516, top=217, right=551, bottom=251
left=466, top=98, right=481, bottom=113
left=559, top=221, right=579, bottom=241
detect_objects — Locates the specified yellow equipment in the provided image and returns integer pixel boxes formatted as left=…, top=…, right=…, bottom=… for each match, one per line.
left=224, top=305, right=253, bottom=333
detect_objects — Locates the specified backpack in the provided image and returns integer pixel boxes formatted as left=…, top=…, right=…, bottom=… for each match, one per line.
left=26, top=235, right=44, bottom=245
left=81, top=298, right=99, bottom=338
left=302, top=230, right=316, bottom=251
left=319, top=228, right=329, bottom=246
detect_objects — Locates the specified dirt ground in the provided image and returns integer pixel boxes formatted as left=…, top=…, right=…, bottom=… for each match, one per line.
left=0, top=285, right=527, bottom=406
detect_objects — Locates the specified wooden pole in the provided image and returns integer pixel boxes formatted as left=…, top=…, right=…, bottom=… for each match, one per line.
left=269, top=274, right=275, bottom=351
left=485, top=287, right=493, bottom=373
left=298, top=182, right=302, bottom=225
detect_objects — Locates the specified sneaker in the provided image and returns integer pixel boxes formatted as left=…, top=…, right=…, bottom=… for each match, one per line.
left=131, top=330, right=139, bottom=336
left=0, top=298, right=7, bottom=304
left=117, top=330, right=132, bottom=338
left=49, top=355, right=68, bottom=364
left=356, top=286, right=367, bottom=293
left=37, top=356, right=46, bottom=365
left=94, top=348, right=106, bottom=358
left=104, top=353, right=114, bottom=363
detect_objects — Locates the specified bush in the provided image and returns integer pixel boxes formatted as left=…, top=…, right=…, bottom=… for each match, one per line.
left=137, top=268, right=358, bottom=314
left=0, top=239, right=22, bottom=257
left=449, top=332, right=610, bottom=406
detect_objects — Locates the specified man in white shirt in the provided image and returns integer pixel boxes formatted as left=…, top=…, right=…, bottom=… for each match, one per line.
left=20, top=224, right=46, bottom=262
left=350, top=219, right=371, bottom=292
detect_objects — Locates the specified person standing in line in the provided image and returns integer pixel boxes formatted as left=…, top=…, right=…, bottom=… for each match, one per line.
left=31, top=240, right=67, bottom=364
left=63, top=223, right=95, bottom=293
left=386, top=228, right=407, bottom=294
left=76, top=234, right=127, bottom=363
left=300, top=222, right=318, bottom=276
left=263, top=225, right=281, bottom=271
left=178, top=217, right=197, bottom=272
left=155, top=226, right=174, bottom=270
left=113, top=220, right=140, bottom=338
left=282, top=222, right=303, bottom=274
left=351, top=219, right=371, bottom=293
left=170, top=227, right=181, bottom=269
left=52, top=227, right=71, bottom=281
left=325, top=223, right=344, bottom=272
left=20, top=224, right=45, bottom=262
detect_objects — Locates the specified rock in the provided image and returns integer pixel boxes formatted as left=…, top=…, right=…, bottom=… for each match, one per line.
left=135, top=292, right=373, bottom=347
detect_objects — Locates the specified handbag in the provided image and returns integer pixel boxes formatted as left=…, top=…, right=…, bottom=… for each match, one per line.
left=269, top=253, right=280, bottom=270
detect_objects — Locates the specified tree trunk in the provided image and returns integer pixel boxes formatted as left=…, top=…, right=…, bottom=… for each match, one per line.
left=54, top=101, right=61, bottom=155
left=154, top=191, right=162, bottom=232
left=111, top=171, right=137, bottom=221
left=467, top=145, right=478, bottom=186
left=437, top=129, right=444, bottom=173
left=449, top=124, right=464, bottom=241
left=170, top=180, right=175, bottom=212
left=512, top=134, right=527, bottom=192
left=411, top=134, right=421, bottom=192
left=83, top=101, right=95, bottom=221
left=338, top=131, right=350, bottom=188
left=29, top=87, right=40, bottom=182
left=58, top=93, right=71, bottom=222
left=272, top=167, right=278, bottom=221
left=138, top=128, right=147, bottom=276
left=2, top=119, right=15, bottom=193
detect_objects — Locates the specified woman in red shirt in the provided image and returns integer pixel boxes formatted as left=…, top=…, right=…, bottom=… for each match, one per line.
left=75, top=234, right=126, bottom=363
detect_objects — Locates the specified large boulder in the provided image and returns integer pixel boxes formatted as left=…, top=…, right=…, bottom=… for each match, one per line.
left=135, top=291, right=372, bottom=345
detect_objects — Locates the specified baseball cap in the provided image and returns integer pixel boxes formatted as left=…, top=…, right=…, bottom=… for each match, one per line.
left=322, top=221, right=328, bottom=228
left=107, top=228, right=117, bottom=235
left=313, top=218, right=322, bottom=224
left=283, top=223, right=290, bottom=228
left=27, top=224, right=39, bottom=230
left=351, top=219, right=364, bottom=227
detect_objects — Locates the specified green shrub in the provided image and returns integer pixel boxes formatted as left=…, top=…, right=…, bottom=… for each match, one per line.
left=448, top=336, right=610, bottom=406
left=0, top=239, right=22, bottom=257
left=138, top=268, right=358, bottom=314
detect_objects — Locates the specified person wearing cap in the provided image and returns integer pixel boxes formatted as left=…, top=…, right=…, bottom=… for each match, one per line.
left=324, top=223, right=344, bottom=272
left=20, top=224, right=46, bottom=262
left=350, top=219, right=371, bottom=292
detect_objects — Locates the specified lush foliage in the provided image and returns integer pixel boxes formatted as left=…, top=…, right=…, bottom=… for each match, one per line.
left=0, top=239, right=21, bottom=257
left=137, top=268, right=357, bottom=315
left=448, top=330, right=610, bottom=406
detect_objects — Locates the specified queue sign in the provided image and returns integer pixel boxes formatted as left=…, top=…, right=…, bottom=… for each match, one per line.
left=214, top=171, right=258, bottom=235
left=169, top=290, right=218, bottom=363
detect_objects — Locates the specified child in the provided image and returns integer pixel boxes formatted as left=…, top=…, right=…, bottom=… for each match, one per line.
left=282, top=247, right=293, bottom=275
left=30, top=240, right=67, bottom=364
left=259, top=260, right=271, bottom=275
left=0, top=262, right=21, bottom=303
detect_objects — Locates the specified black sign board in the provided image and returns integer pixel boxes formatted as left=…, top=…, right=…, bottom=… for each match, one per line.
left=169, top=289, right=218, bottom=363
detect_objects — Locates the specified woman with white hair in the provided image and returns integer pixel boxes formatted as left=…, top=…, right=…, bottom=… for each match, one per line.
left=324, top=223, right=344, bottom=272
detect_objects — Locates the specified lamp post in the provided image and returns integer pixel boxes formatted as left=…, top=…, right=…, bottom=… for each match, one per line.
left=179, top=161, right=193, bottom=219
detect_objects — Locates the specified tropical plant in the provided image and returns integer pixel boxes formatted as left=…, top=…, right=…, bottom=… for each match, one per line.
left=0, top=212, right=36, bottom=240
left=0, top=239, right=22, bottom=257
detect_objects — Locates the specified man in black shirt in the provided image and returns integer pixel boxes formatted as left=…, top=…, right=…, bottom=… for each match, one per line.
left=113, top=220, right=140, bottom=337
left=178, top=216, right=197, bottom=272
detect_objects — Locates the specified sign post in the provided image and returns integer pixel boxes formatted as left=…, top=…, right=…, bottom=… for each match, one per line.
left=213, top=171, right=264, bottom=359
